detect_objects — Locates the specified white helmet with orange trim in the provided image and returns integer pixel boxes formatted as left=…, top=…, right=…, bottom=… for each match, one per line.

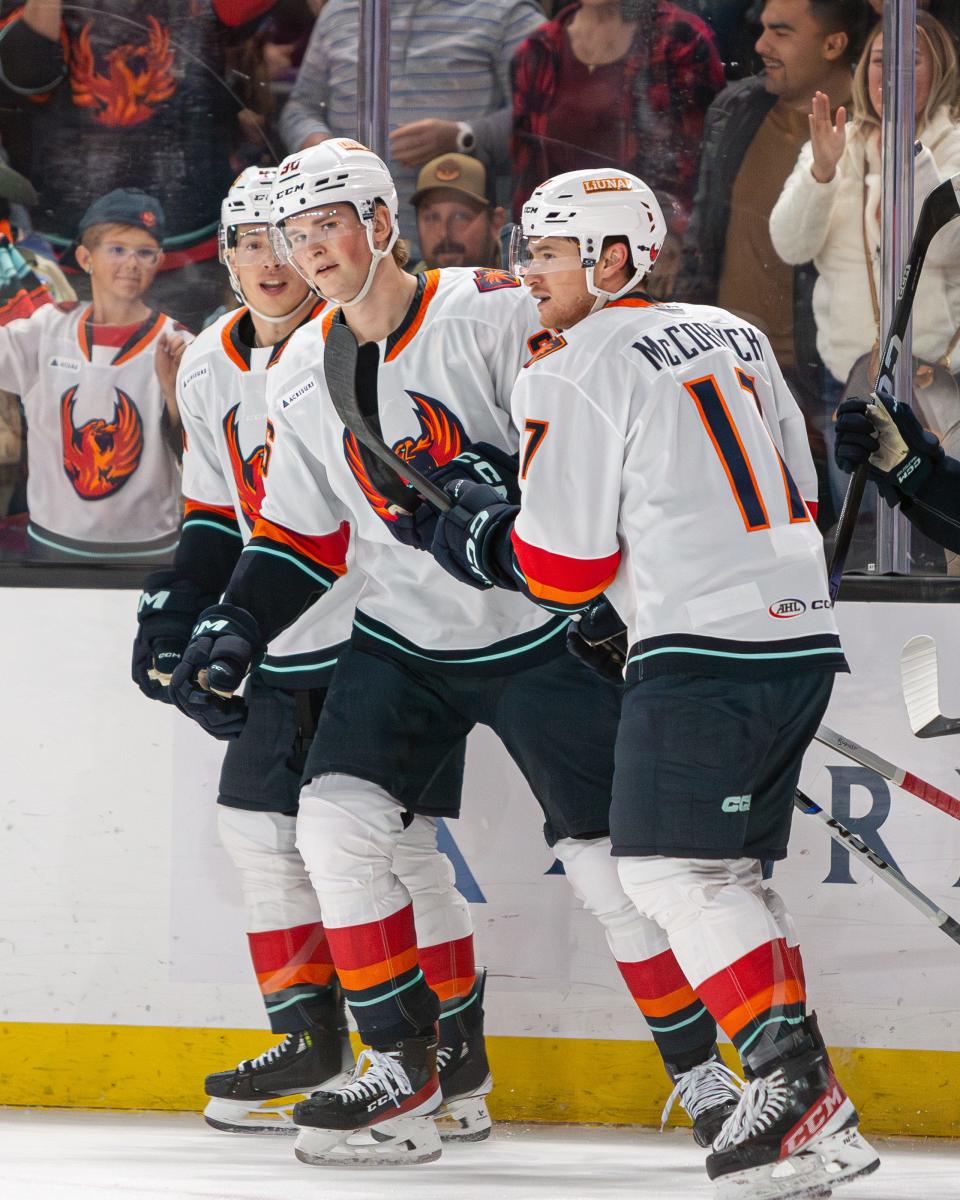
left=510, top=169, right=666, bottom=308
left=219, top=167, right=312, bottom=324
left=270, top=139, right=400, bottom=307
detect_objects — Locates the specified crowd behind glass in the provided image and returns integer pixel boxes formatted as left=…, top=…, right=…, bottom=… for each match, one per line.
left=0, top=0, right=958, bottom=573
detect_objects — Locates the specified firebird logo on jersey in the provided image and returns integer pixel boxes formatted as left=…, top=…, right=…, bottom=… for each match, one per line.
left=343, top=393, right=467, bottom=521
left=472, top=268, right=521, bottom=293
left=61, top=385, right=144, bottom=500
left=69, top=17, right=176, bottom=127
left=223, top=404, right=267, bottom=529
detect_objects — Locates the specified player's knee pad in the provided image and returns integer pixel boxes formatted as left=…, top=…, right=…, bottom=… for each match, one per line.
left=554, top=837, right=669, bottom=962
left=617, top=855, right=766, bottom=934
left=216, top=805, right=321, bottom=932
left=296, top=774, right=410, bottom=924
left=394, top=816, right=472, bottom=947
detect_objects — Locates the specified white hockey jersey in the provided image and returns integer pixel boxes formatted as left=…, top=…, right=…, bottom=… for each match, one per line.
left=0, top=301, right=184, bottom=557
left=257, top=268, right=562, bottom=672
left=178, top=303, right=362, bottom=688
left=510, top=296, right=847, bottom=680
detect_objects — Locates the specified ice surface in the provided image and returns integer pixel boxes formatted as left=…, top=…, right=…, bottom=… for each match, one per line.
left=2, top=1108, right=958, bottom=1200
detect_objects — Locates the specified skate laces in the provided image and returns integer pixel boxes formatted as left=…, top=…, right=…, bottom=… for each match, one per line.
left=242, top=1032, right=301, bottom=1072
left=660, top=1060, right=744, bottom=1130
left=333, top=1048, right=412, bottom=1109
left=712, top=1069, right=790, bottom=1152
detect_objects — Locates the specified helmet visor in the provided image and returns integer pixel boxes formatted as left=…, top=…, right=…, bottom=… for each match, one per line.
left=274, top=207, right=364, bottom=270
left=508, top=226, right=584, bottom=278
left=229, top=224, right=282, bottom=268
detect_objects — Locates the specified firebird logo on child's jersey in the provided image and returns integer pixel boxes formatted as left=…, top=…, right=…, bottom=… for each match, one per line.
left=343, top=392, right=467, bottom=521
left=223, top=404, right=267, bottom=529
left=69, top=17, right=176, bottom=127
left=61, top=385, right=144, bottom=500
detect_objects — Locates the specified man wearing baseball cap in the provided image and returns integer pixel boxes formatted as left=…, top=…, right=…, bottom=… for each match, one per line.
left=410, top=154, right=505, bottom=273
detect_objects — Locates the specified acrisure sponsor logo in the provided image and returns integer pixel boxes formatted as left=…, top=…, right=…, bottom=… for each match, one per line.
left=769, top=598, right=806, bottom=618
left=280, top=377, right=317, bottom=408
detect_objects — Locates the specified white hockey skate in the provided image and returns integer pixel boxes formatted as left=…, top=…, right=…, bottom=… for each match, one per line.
left=293, top=1034, right=442, bottom=1166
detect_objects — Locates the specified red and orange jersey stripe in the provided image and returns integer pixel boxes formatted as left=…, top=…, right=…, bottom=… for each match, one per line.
left=113, top=311, right=165, bottom=365
left=184, top=497, right=237, bottom=522
left=219, top=309, right=249, bottom=372
left=385, top=270, right=440, bottom=362
left=76, top=304, right=95, bottom=360
left=250, top=515, right=349, bottom=574
left=511, top=529, right=619, bottom=607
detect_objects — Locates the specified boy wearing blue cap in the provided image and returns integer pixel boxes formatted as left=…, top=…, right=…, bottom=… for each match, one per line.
left=0, top=188, right=190, bottom=560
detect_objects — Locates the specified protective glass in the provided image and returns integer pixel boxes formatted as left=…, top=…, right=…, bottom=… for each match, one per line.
left=508, top=226, right=583, bottom=278
left=273, top=208, right=363, bottom=266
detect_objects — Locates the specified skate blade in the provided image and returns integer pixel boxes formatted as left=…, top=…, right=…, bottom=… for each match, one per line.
left=713, top=1127, right=880, bottom=1200
left=436, top=1094, right=492, bottom=1143
left=294, top=1115, right=443, bottom=1166
left=203, top=1094, right=302, bottom=1135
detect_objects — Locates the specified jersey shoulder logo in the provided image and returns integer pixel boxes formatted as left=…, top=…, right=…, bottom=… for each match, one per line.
left=525, top=330, right=567, bottom=367
left=223, top=403, right=267, bottom=529
left=68, top=16, right=175, bottom=128
left=60, top=385, right=144, bottom=500
left=472, top=268, right=521, bottom=293
left=343, top=392, right=467, bottom=521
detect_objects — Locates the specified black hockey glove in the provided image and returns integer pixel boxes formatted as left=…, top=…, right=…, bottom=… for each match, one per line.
left=566, top=596, right=628, bottom=683
left=169, top=604, right=265, bottom=740
left=835, top=394, right=944, bottom=505
left=388, top=442, right=520, bottom=551
left=431, top=479, right=519, bottom=591
left=132, top=571, right=215, bottom=704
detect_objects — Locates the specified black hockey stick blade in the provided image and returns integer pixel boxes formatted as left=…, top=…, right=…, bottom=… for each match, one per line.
left=324, top=321, right=452, bottom=513
left=794, top=788, right=960, bottom=945
left=827, top=173, right=960, bottom=601
left=901, top=634, right=960, bottom=737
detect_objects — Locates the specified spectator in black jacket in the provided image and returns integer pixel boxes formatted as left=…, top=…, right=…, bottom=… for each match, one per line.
left=675, top=0, right=870, bottom=524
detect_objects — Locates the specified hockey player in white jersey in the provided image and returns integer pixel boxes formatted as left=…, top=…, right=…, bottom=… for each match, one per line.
left=428, top=169, right=881, bottom=1198
left=132, top=168, right=481, bottom=1140
left=0, top=189, right=184, bottom=559
left=170, top=141, right=744, bottom=1167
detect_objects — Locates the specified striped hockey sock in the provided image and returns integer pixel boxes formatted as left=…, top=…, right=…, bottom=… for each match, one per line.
left=618, top=948, right=719, bottom=1069
left=248, top=920, right=337, bottom=1034
left=419, top=934, right=476, bottom=1005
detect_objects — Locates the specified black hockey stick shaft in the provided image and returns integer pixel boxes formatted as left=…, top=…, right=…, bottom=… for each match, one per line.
left=324, top=322, right=453, bottom=512
left=794, top=789, right=960, bottom=945
left=827, top=174, right=960, bottom=601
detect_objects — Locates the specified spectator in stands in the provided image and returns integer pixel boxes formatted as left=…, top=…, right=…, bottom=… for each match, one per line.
left=279, top=0, right=545, bottom=259
left=675, top=0, right=868, bottom=523
left=0, top=0, right=278, bottom=332
left=770, top=11, right=960, bottom=409
left=410, top=154, right=506, bottom=272
left=509, top=0, right=724, bottom=230
left=0, top=190, right=189, bottom=561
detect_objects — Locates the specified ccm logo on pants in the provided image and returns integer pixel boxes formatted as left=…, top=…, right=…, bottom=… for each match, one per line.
left=721, top=794, right=752, bottom=813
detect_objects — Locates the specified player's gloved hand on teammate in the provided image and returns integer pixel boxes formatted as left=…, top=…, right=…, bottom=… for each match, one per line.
left=132, top=571, right=215, bottom=704
left=169, top=603, right=265, bottom=739
left=834, top=394, right=944, bottom=504
left=431, top=479, right=519, bottom=590
left=566, top=596, right=628, bottom=683
left=388, top=442, right=520, bottom=551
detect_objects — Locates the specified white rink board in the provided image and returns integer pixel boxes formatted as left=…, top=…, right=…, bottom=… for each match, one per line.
left=2, top=588, right=959, bottom=1052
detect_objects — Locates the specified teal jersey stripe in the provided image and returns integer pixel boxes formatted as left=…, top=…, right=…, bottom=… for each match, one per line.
left=27, top=526, right=178, bottom=559
left=182, top=518, right=243, bottom=539
left=628, top=645, right=845, bottom=667
left=260, top=657, right=339, bottom=674
left=353, top=616, right=568, bottom=666
left=243, top=544, right=334, bottom=588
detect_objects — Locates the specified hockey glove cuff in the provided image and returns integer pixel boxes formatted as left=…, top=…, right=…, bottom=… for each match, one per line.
left=169, top=604, right=265, bottom=740
left=431, top=479, right=520, bottom=591
left=566, top=596, right=628, bottom=683
left=387, top=442, right=521, bottom=553
left=835, top=395, right=943, bottom=505
left=132, top=570, right=216, bottom=703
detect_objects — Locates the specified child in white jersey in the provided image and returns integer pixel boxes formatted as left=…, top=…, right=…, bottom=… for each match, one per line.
left=0, top=189, right=186, bottom=560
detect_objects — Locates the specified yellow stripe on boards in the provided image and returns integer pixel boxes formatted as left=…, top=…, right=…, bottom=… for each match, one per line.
left=1, top=1023, right=959, bottom=1137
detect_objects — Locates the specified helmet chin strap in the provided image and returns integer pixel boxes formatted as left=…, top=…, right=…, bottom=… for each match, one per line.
left=583, top=261, right=647, bottom=312
left=244, top=293, right=314, bottom=324
left=334, top=222, right=399, bottom=308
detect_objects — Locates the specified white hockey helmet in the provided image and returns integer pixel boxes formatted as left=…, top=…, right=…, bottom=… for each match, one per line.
left=270, top=139, right=400, bottom=306
left=218, top=167, right=312, bottom=324
left=510, top=169, right=666, bottom=307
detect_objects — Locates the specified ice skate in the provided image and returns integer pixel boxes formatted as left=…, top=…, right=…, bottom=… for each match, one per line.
left=706, top=1019, right=880, bottom=1199
left=435, top=968, right=494, bottom=1142
left=660, top=1051, right=744, bottom=1147
left=293, top=1032, right=442, bottom=1165
left=203, top=983, right=353, bottom=1134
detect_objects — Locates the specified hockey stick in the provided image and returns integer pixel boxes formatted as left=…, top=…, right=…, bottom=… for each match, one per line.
left=901, top=634, right=960, bottom=737
left=827, top=173, right=960, bottom=602
left=814, top=722, right=960, bottom=822
left=324, top=321, right=453, bottom=512
left=794, top=788, right=960, bottom=945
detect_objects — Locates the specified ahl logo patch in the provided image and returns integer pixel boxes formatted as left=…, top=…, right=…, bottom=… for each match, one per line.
left=769, top=598, right=806, bottom=619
